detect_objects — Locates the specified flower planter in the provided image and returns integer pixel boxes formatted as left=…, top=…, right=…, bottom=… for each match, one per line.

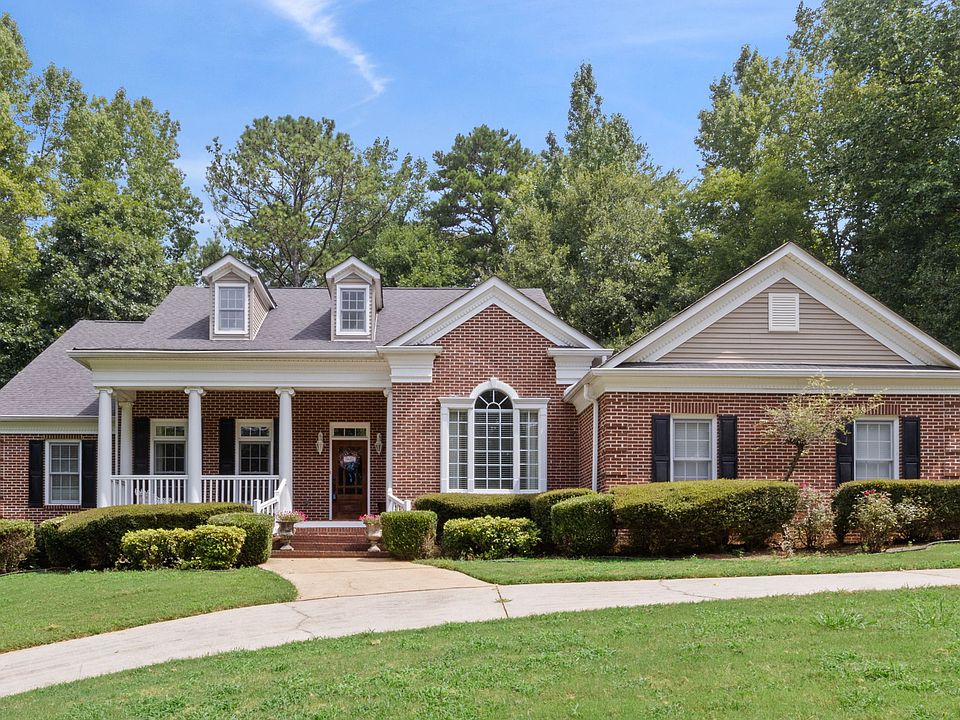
left=276, top=520, right=297, bottom=551
left=364, top=522, right=383, bottom=552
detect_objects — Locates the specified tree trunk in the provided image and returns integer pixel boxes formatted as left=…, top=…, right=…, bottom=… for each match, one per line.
left=783, top=445, right=805, bottom=483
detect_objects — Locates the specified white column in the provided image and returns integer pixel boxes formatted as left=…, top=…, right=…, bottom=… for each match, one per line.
left=96, top=388, right=113, bottom=507
left=185, top=387, right=205, bottom=503
left=384, top=388, right=393, bottom=499
left=118, top=400, right=133, bottom=476
left=276, top=387, right=295, bottom=513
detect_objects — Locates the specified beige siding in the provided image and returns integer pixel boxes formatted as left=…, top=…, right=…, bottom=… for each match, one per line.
left=660, top=279, right=909, bottom=365
left=250, top=288, right=269, bottom=339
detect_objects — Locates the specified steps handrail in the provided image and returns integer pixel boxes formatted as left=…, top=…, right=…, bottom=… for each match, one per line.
left=253, top=478, right=287, bottom=515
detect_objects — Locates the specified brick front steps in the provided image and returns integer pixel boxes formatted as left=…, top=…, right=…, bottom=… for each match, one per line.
left=271, top=526, right=381, bottom=558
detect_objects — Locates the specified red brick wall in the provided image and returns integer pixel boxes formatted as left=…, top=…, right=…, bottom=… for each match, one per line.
left=577, top=405, right=594, bottom=488
left=597, top=392, right=960, bottom=490
left=392, top=305, right=579, bottom=500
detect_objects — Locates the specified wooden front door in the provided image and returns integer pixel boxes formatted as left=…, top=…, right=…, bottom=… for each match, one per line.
left=332, top=439, right=367, bottom=520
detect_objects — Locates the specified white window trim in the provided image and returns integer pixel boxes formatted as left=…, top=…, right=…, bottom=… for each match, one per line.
left=768, top=292, right=800, bottom=332
left=235, top=419, right=274, bottom=476
left=214, top=282, right=249, bottom=335
left=439, top=381, right=548, bottom=494
left=150, top=419, right=187, bottom=476
left=853, top=416, right=900, bottom=481
left=336, top=284, right=370, bottom=336
left=670, top=415, right=717, bottom=482
left=328, top=422, right=371, bottom=519
left=45, top=439, right=82, bottom=506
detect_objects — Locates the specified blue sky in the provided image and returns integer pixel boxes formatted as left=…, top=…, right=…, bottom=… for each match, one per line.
left=10, top=1, right=798, bottom=236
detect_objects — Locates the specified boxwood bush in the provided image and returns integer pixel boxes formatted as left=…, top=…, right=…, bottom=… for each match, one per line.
left=412, top=493, right=531, bottom=539
left=833, top=480, right=960, bottom=542
left=613, top=480, right=800, bottom=555
left=36, top=515, right=71, bottom=567
left=120, top=525, right=246, bottom=570
left=441, top=516, right=540, bottom=560
left=46, top=502, right=250, bottom=569
left=381, top=510, right=437, bottom=560
left=530, top=488, right=595, bottom=548
left=0, top=519, right=35, bottom=573
left=208, top=512, right=275, bottom=566
left=551, top=493, right=614, bottom=557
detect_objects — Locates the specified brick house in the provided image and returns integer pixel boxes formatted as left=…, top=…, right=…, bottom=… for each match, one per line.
left=2, top=243, right=959, bottom=525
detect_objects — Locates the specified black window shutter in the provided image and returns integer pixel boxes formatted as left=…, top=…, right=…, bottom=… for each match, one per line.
left=219, top=418, right=236, bottom=475
left=273, top=417, right=280, bottom=475
left=28, top=440, right=44, bottom=507
left=652, top=415, right=670, bottom=482
left=902, top=416, right=921, bottom=479
left=718, top=415, right=738, bottom=479
left=836, top=423, right=854, bottom=484
left=80, top=439, right=97, bottom=508
left=133, top=417, right=150, bottom=475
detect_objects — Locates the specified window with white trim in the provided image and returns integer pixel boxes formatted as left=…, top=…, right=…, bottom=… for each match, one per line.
left=153, top=421, right=186, bottom=475
left=854, top=419, right=897, bottom=480
left=47, top=441, right=81, bottom=505
left=440, top=381, right=548, bottom=493
left=672, top=418, right=715, bottom=481
left=216, top=284, right=247, bottom=333
left=237, top=421, right=273, bottom=475
left=337, top=285, right=369, bottom=334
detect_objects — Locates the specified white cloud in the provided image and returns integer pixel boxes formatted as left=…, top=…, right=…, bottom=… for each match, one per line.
left=263, top=0, right=387, bottom=96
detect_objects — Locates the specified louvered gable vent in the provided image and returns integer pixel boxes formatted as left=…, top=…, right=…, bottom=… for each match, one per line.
left=768, top=292, right=800, bottom=331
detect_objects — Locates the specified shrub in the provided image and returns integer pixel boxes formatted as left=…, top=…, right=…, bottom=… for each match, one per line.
left=833, top=480, right=960, bottom=542
left=441, top=516, right=540, bottom=560
left=186, top=525, right=246, bottom=569
left=381, top=510, right=437, bottom=560
left=52, top=502, right=250, bottom=569
left=0, top=520, right=35, bottom=573
left=36, top=515, right=72, bottom=567
left=782, top=485, right=835, bottom=552
left=120, top=528, right=193, bottom=569
left=208, top=513, right=274, bottom=566
left=849, top=490, right=931, bottom=553
left=413, top=493, right=531, bottom=539
left=551, top=494, right=614, bottom=557
left=530, top=488, right=595, bottom=547
left=613, top=480, right=800, bottom=555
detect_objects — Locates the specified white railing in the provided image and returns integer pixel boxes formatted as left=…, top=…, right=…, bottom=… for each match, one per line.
left=203, top=475, right=280, bottom=506
left=253, top=478, right=287, bottom=516
left=386, top=492, right=411, bottom=512
left=111, top=475, right=186, bottom=505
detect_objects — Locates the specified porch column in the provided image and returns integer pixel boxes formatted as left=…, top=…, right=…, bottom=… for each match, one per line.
left=185, top=387, right=205, bottom=503
left=118, top=400, right=133, bottom=476
left=384, top=388, right=393, bottom=499
left=96, top=388, right=113, bottom=507
left=276, top=387, right=295, bottom=513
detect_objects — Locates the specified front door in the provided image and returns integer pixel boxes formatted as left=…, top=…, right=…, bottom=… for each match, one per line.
left=332, top=439, right=367, bottom=520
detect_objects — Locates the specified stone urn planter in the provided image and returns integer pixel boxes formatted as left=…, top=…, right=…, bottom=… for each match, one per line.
left=276, top=510, right=307, bottom=551
left=361, top=514, right=382, bottom=552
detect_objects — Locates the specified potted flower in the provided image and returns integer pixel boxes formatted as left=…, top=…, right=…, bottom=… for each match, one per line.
left=276, top=510, right=307, bottom=551
left=360, top=513, right=382, bottom=552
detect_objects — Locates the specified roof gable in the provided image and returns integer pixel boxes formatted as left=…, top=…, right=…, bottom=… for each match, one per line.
left=605, top=243, right=960, bottom=369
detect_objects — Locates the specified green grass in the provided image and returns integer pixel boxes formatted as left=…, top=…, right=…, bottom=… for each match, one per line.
left=4, top=588, right=960, bottom=718
left=421, top=542, right=960, bottom=584
left=0, top=568, right=296, bottom=651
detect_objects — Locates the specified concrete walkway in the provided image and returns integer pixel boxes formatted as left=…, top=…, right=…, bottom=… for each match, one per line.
left=3, top=566, right=960, bottom=698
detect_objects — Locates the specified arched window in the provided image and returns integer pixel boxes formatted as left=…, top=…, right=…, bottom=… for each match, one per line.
left=441, top=381, right=547, bottom=493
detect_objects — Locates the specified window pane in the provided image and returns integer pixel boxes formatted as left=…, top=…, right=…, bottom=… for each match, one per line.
left=155, top=424, right=185, bottom=438
left=49, top=442, right=81, bottom=504
left=218, top=286, right=246, bottom=331
left=448, top=410, right=468, bottom=491
left=672, top=420, right=713, bottom=481
left=154, top=441, right=186, bottom=474
left=474, top=402, right=513, bottom=490
left=519, top=410, right=540, bottom=491
left=339, top=288, right=367, bottom=331
left=240, top=424, right=270, bottom=438
left=854, top=420, right=895, bottom=480
left=239, top=441, right=271, bottom=474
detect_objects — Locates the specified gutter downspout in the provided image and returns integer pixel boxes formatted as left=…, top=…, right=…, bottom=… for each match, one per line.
left=585, top=385, right=599, bottom=492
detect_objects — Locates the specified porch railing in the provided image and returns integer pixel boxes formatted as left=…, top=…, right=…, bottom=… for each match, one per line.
left=110, top=475, right=186, bottom=505
left=253, top=478, right=287, bottom=517
left=203, top=475, right=280, bottom=506
left=386, top=492, right=411, bottom=512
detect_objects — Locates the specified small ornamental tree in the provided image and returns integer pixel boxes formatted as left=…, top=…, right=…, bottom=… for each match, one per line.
left=761, top=375, right=882, bottom=482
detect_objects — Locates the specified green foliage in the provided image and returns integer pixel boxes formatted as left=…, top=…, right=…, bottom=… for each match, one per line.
left=530, top=488, right=595, bottom=547
left=207, top=512, right=274, bottom=567
left=782, top=485, right=836, bottom=552
left=550, top=493, right=615, bottom=557
left=185, top=525, right=246, bottom=570
left=847, top=491, right=928, bottom=553
left=0, top=519, right=35, bottom=573
left=380, top=510, right=437, bottom=560
left=412, top=493, right=532, bottom=539
left=441, top=516, right=540, bottom=560
left=35, top=515, right=71, bottom=567
left=833, top=480, right=960, bottom=542
left=363, top=221, right=470, bottom=287
left=613, top=480, right=800, bottom=555
left=120, top=525, right=246, bottom=570
left=48, top=502, right=250, bottom=569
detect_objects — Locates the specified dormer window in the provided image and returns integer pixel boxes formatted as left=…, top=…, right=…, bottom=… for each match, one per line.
left=216, top=284, right=248, bottom=334
left=337, top=285, right=369, bottom=334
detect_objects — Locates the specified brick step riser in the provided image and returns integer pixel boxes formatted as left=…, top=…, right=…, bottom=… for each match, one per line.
left=271, top=550, right=381, bottom=558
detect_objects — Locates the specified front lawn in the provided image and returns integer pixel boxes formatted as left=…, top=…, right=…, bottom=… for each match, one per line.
left=421, top=542, right=960, bottom=584
left=4, top=587, right=960, bottom=718
left=0, top=568, right=296, bottom=651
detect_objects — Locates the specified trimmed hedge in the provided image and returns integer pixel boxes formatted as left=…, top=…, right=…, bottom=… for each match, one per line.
left=833, top=480, right=960, bottom=542
left=381, top=510, right=437, bottom=560
left=551, top=494, right=614, bottom=557
left=36, top=515, right=71, bottom=568
left=120, top=525, right=246, bottom=570
left=0, top=519, right=35, bottom=573
left=613, top=480, right=800, bottom=555
left=412, top=493, right=531, bottom=539
left=441, top=516, right=540, bottom=560
left=208, top=513, right=274, bottom=566
left=530, top=488, right=595, bottom=547
left=47, top=502, right=250, bottom=569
